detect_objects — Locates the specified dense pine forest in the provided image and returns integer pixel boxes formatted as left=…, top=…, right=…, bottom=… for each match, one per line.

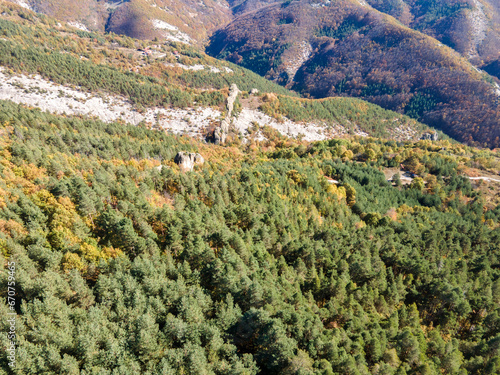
left=0, top=100, right=498, bottom=374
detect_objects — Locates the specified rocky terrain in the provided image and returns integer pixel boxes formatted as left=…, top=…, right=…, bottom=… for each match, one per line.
left=467, top=0, right=488, bottom=59
left=0, top=69, right=220, bottom=138
left=0, top=67, right=431, bottom=144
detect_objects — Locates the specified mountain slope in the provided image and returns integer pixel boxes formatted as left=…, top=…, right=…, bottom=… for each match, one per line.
left=10, top=0, right=232, bottom=43
left=0, top=1, right=436, bottom=142
left=364, top=0, right=500, bottom=65
left=207, top=0, right=500, bottom=147
left=9, top=0, right=500, bottom=72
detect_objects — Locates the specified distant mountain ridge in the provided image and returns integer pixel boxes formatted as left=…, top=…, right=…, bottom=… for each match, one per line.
left=364, top=0, right=500, bottom=67
left=10, top=0, right=500, bottom=68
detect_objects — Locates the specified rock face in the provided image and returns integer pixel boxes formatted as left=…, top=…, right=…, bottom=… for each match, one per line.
left=174, top=152, right=204, bottom=171
left=0, top=69, right=221, bottom=139
left=215, top=83, right=239, bottom=145
left=421, top=132, right=439, bottom=141
left=250, top=88, right=259, bottom=95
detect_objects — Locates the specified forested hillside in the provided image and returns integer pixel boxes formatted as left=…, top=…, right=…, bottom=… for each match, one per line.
left=0, top=1, right=294, bottom=103
left=208, top=0, right=500, bottom=148
left=363, top=0, right=500, bottom=68
left=0, top=1, right=438, bottom=142
left=0, top=99, right=499, bottom=374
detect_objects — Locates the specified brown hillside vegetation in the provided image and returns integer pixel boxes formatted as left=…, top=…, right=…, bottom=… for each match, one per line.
left=365, top=0, right=500, bottom=62
left=106, top=1, right=163, bottom=41
left=332, top=0, right=500, bottom=76
left=0, top=1, right=439, bottom=142
left=208, top=0, right=500, bottom=148
left=11, top=0, right=108, bottom=31
left=106, top=0, right=232, bottom=42
left=14, top=0, right=500, bottom=68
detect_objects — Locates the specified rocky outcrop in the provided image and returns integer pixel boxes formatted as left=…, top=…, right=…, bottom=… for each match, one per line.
left=282, top=41, right=312, bottom=82
left=215, top=83, right=239, bottom=145
left=467, top=0, right=487, bottom=59
left=421, top=132, right=438, bottom=141
left=174, top=152, right=204, bottom=171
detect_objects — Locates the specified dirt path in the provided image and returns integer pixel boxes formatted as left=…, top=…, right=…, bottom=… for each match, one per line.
left=383, top=168, right=414, bottom=185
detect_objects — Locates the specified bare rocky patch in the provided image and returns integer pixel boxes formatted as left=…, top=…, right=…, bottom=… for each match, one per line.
left=0, top=68, right=220, bottom=138
left=0, top=69, right=343, bottom=142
